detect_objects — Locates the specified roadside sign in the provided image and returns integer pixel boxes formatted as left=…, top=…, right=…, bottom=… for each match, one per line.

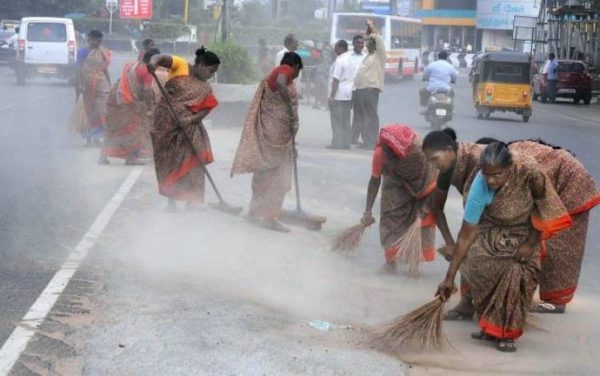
left=120, top=0, right=153, bottom=19
left=106, top=0, right=118, bottom=11
left=106, top=0, right=118, bottom=35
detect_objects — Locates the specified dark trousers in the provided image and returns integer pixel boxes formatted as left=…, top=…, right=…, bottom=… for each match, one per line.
left=329, top=100, right=352, bottom=149
left=352, top=88, right=380, bottom=148
left=548, top=79, right=557, bottom=103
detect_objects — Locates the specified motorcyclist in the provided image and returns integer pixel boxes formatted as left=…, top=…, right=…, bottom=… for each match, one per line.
left=420, top=50, right=457, bottom=107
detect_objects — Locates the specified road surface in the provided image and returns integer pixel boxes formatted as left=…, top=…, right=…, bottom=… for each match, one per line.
left=0, top=54, right=599, bottom=375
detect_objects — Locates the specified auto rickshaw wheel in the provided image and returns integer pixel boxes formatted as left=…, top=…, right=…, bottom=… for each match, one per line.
left=532, top=92, right=539, bottom=101
left=522, top=115, right=530, bottom=122
left=477, top=112, right=483, bottom=119
left=583, top=96, right=591, bottom=105
left=484, top=112, right=491, bottom=119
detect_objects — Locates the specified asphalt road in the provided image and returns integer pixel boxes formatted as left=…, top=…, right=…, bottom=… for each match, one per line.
left=0, top=54, right=599, bottom=372
left=0, top=55, right=133, bottom=346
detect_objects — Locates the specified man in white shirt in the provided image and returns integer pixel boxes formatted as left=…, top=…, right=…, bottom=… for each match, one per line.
left=274, top=34, right=301, bottom=96
left=328, top=40, right=353, bottom=149
left=347, top=35, right=366, bottom=144
left=352, top=20, right=386, bottom=149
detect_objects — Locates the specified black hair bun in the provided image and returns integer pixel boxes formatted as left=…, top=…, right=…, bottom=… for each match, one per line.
left=442, top=127, right=457, bottom=141
left=196, top=46, right=206, bottom=57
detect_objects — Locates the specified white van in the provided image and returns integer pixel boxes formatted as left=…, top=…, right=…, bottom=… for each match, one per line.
left=14, top=17, right=77, bottom=85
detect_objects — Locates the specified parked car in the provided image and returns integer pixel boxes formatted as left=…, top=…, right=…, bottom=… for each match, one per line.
left=0, top=30, right=16, bottom=63
left=13, top=17, right=77, bottom=85
left=533, top=60, right=592, bottom=104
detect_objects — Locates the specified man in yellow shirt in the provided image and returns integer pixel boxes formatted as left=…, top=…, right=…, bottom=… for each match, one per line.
left=352, top=20, right=386, bottom=149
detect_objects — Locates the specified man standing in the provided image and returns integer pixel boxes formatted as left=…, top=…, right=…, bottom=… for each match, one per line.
left=275, top=34, right=302, bottom=96
left=275, top=34, right=299, bottom=67
left=348, top=35, right=366, bottom=145
left=328, top=40, right=352, bottom=149
left=545, top=52, right=559, bottom=103
left=352, top=20, right=386, bottom=149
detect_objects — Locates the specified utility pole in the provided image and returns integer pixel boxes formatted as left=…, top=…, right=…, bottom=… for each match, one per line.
left=184, top=0, right=189, bottom=24
left=221, top=0, right=228, bottom=43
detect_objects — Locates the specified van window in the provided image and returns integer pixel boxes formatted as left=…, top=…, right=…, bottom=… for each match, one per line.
left=27, top=23, right=67, bottom=42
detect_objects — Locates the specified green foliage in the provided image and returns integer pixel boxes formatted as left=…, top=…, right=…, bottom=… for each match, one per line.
left=141, top=22, right=190, bottom=40
left=0, top=0, right=102, bottom=19
left=208, top=41, right=260, bottom=84
left=197, top=24, right=329, bottom=46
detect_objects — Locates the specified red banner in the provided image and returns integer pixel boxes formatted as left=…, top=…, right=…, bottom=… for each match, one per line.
left=120, top=0, right=153, bottom=19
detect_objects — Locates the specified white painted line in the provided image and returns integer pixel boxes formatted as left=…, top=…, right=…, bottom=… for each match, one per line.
left=0, top=167, right=143, bottom=375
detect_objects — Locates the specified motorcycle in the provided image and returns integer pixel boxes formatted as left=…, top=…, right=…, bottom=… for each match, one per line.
left=425, top=89, right=453, bottom=130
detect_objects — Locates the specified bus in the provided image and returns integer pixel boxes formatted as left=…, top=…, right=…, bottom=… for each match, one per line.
left=331, top=12, right=422, bottom=80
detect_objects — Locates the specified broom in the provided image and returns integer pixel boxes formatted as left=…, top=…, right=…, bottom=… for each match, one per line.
left=69, top=95, right=89, bottom=135
left=331, top=216, right=374, bottom=251
left=372, top=296, right=454, bottom=354
left=391, top=217, right=423, bottom=277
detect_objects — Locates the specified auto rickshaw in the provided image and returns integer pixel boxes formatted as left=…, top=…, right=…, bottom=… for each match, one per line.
left=472, top=52, right=533, bottom=122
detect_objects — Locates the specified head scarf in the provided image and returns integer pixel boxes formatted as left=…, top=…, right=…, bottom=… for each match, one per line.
left=378, top=125, right=416, bottom=158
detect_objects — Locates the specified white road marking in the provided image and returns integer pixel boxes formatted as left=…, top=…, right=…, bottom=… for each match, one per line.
left=0, top=167, right=143, bottom=375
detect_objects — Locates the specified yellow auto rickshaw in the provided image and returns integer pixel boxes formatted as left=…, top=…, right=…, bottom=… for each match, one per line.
left=472, top=52, right=533, bottom=122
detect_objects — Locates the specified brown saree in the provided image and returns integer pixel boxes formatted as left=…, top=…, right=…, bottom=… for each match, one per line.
left=462, top=155, right=571, bottom=339
left=378, top=130, right=438, bottom=263
left=102, top=62, right=149, bottom=159
left=81, top=46, right=111, bottom=140
left=509, top=141, right=600, bottom=305
left=151, top=75, right=218, bottom=203
left=230, top=79, right=299, bottom=218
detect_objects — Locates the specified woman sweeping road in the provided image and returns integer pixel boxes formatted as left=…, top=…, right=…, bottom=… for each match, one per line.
left=421, top=129, right=486, bottom=319
left=147, top=48, right=220, bottom=211
left=231, top=52, right=303, bottom=233
left=435, top=142, right=571, bottom=352
left=77, top=30, right=111, bottom=147
left=99, top=48, right=160, bottom=165
left=483, top=139, right=600, bottom=313
left=360, top=125, right=438, bottom=268
left=427, top=132, right=600, bottom=317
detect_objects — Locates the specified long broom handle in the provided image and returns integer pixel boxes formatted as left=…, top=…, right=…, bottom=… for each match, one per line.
left=149, top=70, right=226, bottom=204
left=291, top=133, right=303, bottom=213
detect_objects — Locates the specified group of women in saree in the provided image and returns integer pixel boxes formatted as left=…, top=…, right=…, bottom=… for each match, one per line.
left=363, top=123, right=598, bottom=352
left=77, top=30, right=161, bottom=165
left=144, top=47, right=304, bottom=220
left=78, top=29, right=598, bottom=354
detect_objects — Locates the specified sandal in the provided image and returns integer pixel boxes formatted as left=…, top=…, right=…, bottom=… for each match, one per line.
left=444, top=309, right=474, bottom=321
left=471, top=331, right=495, bottom=341
left=530, top=302, right=566, bottom=314
left=497, top=339, right=517, bottom=353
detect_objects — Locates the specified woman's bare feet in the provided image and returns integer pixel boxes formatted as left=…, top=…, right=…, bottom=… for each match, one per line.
left=444, top=295, right=475, bottom=321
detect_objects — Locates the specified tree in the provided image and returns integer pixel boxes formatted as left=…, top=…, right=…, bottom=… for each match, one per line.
left=0, top=0, right=108, bottom=19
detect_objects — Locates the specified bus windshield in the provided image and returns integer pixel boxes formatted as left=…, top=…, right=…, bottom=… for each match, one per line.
left=334, top=15, right=386, bottom=42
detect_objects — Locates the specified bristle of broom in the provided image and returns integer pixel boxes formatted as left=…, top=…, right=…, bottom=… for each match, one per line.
left=372, top=296, right=454, bottom=354
left=391, top=217, right=424, bottom=277
left=331, top=223, right=368, bottom=251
